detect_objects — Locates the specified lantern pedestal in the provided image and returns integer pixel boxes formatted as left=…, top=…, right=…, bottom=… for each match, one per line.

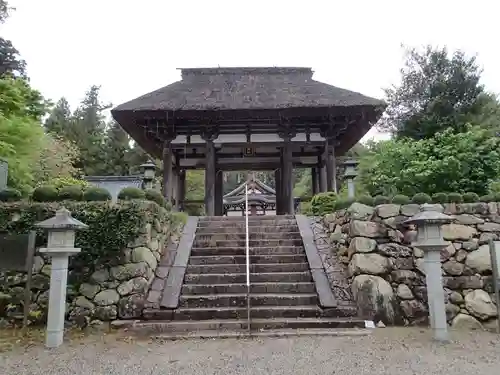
left=405, top=205, right=454, bottom=343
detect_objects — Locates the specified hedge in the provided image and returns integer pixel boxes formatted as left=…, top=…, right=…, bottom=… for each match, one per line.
left=308, top=191, right=500, bottom=216
left=0, top=200, right=170, bottom=281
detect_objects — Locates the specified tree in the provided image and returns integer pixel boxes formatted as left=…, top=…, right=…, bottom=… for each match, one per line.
left=44, top=97, right=72, bottom=135
left=67, top=85, right=110, bottom=175
left=0, top=1, right=26, bottom=78
left=102, top=120, right=132, bottom=175
left=32, top=134, right=81, bottom=184
left=359, top=125, right=500, bottom=196
left=381, top=46, right=486, bottom=139
left=0, top=77, right=47, bottom=191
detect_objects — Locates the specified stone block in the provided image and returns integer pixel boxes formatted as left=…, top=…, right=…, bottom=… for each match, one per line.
left=348, top=253, right=391, bottom=276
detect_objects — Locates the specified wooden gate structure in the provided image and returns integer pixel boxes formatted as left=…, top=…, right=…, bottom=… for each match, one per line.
left=111, top=67, right=385, bottom=216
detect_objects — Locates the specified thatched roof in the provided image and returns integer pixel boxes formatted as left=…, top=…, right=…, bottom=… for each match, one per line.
left=113, top=67, right=384, bottom=112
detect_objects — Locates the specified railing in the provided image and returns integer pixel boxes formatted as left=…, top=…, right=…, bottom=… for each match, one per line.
left=244, top=181, right=251, bottom=334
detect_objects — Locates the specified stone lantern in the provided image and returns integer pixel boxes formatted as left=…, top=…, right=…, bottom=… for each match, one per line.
left=140, top=160, right=157, bottom=190
left=35, top=208, right=88, bottom=348
left=342, top=158, right=358, bottom=199
left=404, top=204, right=454, bottom=342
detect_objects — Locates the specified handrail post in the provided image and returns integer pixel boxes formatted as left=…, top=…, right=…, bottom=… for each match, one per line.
left=245, top=181, right=251, bottom=334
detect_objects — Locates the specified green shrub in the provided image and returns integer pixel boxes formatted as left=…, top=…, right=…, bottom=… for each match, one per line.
left=334, top=197, right=356, bottom=210
left=479, top=194, right=494, bottom=203
left=432, top=192, right=448, bottom=204
left=118, top=187, right=145, bottom=200
left=171, top=212, right=188, bottom=226
left=0, top=188, right=22, bottom=202
left=58, top=185, right=83, bottom=201
left=144, top=189, right=165, bottom=207
left=50, top=177, right=89, bottom=191
left=373, top=195, right=390, bottom=206
left=411, top=193, right=432, bottom=204
left=448, top=192, right=463, bottom=203
left=391, top=194, right=410, bottom=205
left=164, top=201, right=172, bottom=211
left=462, top=192, right=480, bottom=203
left=356, top=195, right=374, bottom=206
left=183, top=203, right=204, bottom=216
left=310, top=192, right=337, bottom=216
left=493, top=192, right=500, bottom=202
left=31, top=185, right=58, bottom=202
left=83, top=187, right=111, bottom=202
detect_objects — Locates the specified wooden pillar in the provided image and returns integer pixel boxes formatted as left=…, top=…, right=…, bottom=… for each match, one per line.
left=178, top=169, right=186, bottom=211
left=204, top=140, right=216, bottom=216
left=171, top=168, right=178, bottom=210
left=162, top=142, right=173, bottom=202
left=282, top=140, right=293, bottom=214
left=215, top=170, right=223, bottom=216
left=274, top=168, right=282, bottom=215
left=311, top=167, right=318, bottom=196
left=325, top=139, right=337, bottom=193
left=318, top=153, right=326, bottom=193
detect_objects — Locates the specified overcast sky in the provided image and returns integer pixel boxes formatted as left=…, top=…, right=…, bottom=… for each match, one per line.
left=3, top=0, right=499, bottom=141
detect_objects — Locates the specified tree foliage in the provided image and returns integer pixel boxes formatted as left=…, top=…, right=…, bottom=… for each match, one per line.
left=381, top=46, right=486, bottom=139
left=359, top=126, right=500, bottom=196
left=0, top=77, right=48, bottom=192
left=0, top=1, right=26, bottom=78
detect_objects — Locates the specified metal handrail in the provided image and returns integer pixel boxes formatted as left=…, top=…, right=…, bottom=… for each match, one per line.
left=244, top=181, right=251, bottom=334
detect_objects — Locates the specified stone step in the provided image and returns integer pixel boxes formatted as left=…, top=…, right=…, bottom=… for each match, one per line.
left=184, top=271, right=313, bottom=284
left=132, top=317, right=368, bottom=334
left=179, top=293, right=318, bottom=308
left=172, top=305, right=336, bottom=320
left=188, top=254, right=307, bottom=265
left=195, top=225, right=299, bottom=234
left=197, top=220, right=297, bottom=228
left=198, top=215, right=296, bottom=222
left=190, top=246, right=305, bottom=256
left=181, top=282, right=316, bottom=295
left=192, top=238, right=303, bottom=247
left=142, top=303, right=359, bottom=321
left=147, top=328, right=372, bottom=340
left=194, top=232, right=302, bottom=241
left=186, top=262, right=310, bottom=274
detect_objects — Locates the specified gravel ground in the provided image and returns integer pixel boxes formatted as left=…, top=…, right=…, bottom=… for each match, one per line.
left=1, top=328, right=499, bottom=375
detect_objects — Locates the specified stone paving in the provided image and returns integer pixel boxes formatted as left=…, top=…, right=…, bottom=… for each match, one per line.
left=1, top=328, right=499, bottom=374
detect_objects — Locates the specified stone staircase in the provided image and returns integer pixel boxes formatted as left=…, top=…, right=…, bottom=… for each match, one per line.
left=138, top=215, right=368, bottom=338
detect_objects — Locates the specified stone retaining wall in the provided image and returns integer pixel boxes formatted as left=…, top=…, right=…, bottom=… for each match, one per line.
left=322, top=201, right=500, bottom=329
left=0, top=209, right=181, bottom=328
